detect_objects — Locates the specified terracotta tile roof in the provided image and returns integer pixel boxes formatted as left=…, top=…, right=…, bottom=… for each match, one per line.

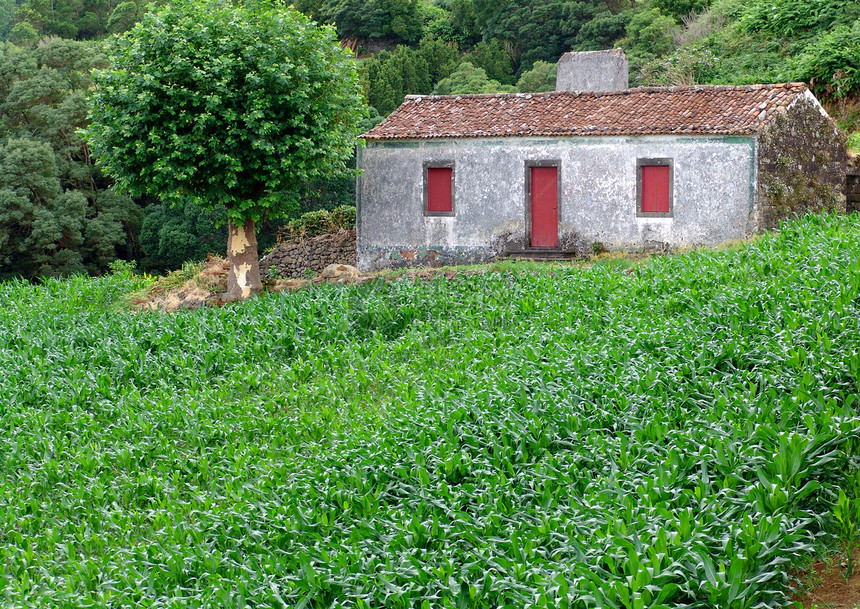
left=362, top=83, right=810, bottom=140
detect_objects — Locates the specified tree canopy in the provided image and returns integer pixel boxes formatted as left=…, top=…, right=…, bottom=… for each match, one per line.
left=87, top=0, right=365, bottom=223
left=0, top=40, right=140, bottom=280
left=85, top=0, right=366, bottom=298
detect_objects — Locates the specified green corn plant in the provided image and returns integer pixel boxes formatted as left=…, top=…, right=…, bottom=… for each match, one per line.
left=0, top=214, right=859, bottom=607
left=833, top=471, right=860, bottom=580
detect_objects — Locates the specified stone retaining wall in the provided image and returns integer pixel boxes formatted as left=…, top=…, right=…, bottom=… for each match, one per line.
left=849, top=155, right=860, bottom=213
left=260, top=229, right=356, bottom=279
left=848, top=173, right=860, bottom=213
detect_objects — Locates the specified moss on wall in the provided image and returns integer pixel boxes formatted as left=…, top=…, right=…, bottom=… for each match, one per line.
left=755, top=97, right=847, bottom=230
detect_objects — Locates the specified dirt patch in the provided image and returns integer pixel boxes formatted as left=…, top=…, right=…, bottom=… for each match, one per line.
left=132, top=256, right=485, bottom=312
left=792, top=548, right=860, bottom=608
left=135, top=257, right=508, bottom=312
left=132, top=251, right=650, bottom=313
left=132, top=255, right=231, bottom=312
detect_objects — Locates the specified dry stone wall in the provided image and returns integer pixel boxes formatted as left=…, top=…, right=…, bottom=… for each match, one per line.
left=848, top=155, right=860, bottom=213
left=260, top=229, right=356, bottom=279
left=755, top=97, right=847, bottom=230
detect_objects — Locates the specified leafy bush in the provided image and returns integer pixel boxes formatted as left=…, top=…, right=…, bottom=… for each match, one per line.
left=0, top=40, right=142, bottom=279
left=139, top=200, right=227, bottom=272
left=468, top=39, right=516, bottom=85
left=653, top=0, right=713, bottom=21
left=329, top=204, right=357, bottom=228
left=516, top=60, right=557, bottom=92
left=639, top=42, right=719, bottom=85
left=361, top=37, right=459, bottom=115
left=624, top=7, right=678, bottom=61
left=319, top=0, right=425, bottom=45
left=432, top=61, right=515, bottom=94
left=737, top=0, right=859, bottom=36
left=794, top=20, right=860, bottom=101
left=281, top=205, right=357, bottom=240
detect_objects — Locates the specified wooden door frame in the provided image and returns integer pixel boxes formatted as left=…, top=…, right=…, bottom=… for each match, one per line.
left=525, top=160, right=561, bottom=249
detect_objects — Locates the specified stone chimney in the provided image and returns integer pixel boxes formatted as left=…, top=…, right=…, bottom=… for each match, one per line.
left=555, top=49, right=628, bottom=92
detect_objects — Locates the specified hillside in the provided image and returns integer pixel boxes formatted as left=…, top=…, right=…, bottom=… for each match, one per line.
left=635, top=0, right=860, bottom=132
left=0, top=0, right=857, bottom=280
left=1, top=213, right=859, bottom=606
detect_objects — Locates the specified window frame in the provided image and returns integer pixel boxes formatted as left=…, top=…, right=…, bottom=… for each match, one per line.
left=636, top=158, right=674, bottom=218
left=423, top=161, right=455, bottom=217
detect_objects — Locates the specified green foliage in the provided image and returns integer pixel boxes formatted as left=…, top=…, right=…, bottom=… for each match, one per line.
left=420, top=1, right=458, bottom=43
left=736, top=0, right=859, bottom=37
left=794, top=20, right=860, bottom=101
left=624, top=7, right=678, bottom=61
left=642, top=0, right=860, bottom=98
left=572, top=8, right=633, bottom=51
left=441, top=0, right=482, bottom=46
left=86, top=0, right=367, bottom=227
left=653, top=0, right=712, bottom=21
left=362, top=36, right=459, bottom=115
left=1, top=214, right=860, bottom=605
left=468, top=39, right=515, bottom=85
left=291, top=172, right=359, bottom=217
left=433, top=61, right=515, bottom=94
left=472, top=0, right=628, bottom=73
left=107, top=257, right=137, bottom=276
left=0, top=40, right=141, bottom=279
left=7, top=20, right=38, bottom=45
left=638, top=41, right=718, bottom=85
left=848, top=131, right=860, bottom=154
left=0, top=0, right=13, bottom=40
left=13, top=0, right=150, bottom=40
left=0, top=138, right=86, bottom=277
left=282, top=204, right=356, bottom=239
left=832, top=471, right=860, bottom=579
left=139, top=200, right=226, bottom=272
left=318, top=0, right=424, bottom=45
left=106, top=1, right=142, bottom=34
left=516, top=59, right=557, bottom=92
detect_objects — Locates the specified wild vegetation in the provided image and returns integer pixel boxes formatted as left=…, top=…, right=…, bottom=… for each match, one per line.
left=1, top=213, right=859, bottom=606
left=0, top=0, right=857, bottom=279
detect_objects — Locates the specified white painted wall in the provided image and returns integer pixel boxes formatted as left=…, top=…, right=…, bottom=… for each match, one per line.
left=357, top=135, right=756, bottom=270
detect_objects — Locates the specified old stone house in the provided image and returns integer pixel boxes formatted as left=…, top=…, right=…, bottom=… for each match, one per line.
left=356, top=51, right=846, bottom=270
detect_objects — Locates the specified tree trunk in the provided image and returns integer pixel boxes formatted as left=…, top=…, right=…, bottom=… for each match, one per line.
left=225, top=218, right=263, bottom=301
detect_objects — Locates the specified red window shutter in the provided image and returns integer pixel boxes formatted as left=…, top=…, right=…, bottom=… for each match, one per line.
left=641, top=165, right=670, bottom=213
left=427, top=167, right=453, bottom=213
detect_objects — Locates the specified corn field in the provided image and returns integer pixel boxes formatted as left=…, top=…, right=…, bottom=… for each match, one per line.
left=1, top=213, right=859, bottom=608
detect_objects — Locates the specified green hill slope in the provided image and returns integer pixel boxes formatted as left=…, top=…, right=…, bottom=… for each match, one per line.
left=635, top=0, right=860, bottom=131
left=1, top=213, right=859, bottom=607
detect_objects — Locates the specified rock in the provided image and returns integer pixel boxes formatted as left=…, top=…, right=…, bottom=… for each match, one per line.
left=321, top=263, right=360, bottom=279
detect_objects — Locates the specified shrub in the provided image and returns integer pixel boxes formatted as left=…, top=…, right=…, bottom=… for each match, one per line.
left=794, top=20, right=860, bottom=101
left=281, top=205, right=357, bottom=240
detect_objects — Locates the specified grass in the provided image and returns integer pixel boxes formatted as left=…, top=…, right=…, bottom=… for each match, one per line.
left=1, top=213, right=860, bottom=607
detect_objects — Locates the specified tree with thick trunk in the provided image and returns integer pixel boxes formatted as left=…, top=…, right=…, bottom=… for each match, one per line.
left=84, top=0, right=366, bottom=299
left=226, top=219, right=263, bottom=301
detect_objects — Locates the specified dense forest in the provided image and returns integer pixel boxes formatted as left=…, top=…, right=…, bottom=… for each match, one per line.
left=0, top=0, right=857, bottom=278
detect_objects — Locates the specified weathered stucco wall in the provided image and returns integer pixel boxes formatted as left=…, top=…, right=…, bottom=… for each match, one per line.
left=555, top=49, right=628, bottom=93
left=357, top=135, right=756, bottom=270
left=754, top=92, right=847, bottom=230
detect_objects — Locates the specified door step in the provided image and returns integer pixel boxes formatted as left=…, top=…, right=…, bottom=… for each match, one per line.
left=505, top=249, right=578, bottom=261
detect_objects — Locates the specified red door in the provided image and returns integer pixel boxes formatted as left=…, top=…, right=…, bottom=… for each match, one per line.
left=530, top=166, right=558, bottom=248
